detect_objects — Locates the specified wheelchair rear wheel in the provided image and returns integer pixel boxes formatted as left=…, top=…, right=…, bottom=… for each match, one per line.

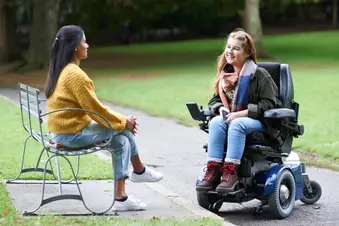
left=268, top=169, right=296, bottom=219
left=300, top=180, right=322, bottom=204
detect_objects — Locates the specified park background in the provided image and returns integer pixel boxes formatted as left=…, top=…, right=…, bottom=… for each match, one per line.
left=0, top=0, right=338, bottom=225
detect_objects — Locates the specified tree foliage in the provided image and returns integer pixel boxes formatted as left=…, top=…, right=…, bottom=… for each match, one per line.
left=0, top=0, right=337, bottom=69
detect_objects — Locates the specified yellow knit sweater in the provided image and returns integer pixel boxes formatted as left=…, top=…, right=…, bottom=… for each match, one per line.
left=47, top=63, right=127, bottom=134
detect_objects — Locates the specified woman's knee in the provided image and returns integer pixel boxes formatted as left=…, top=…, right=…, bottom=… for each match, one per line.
left=229, top=117, right=247, bottom=131
left=229, top=117, right=263, bottom=134
left=121, top=128, right=134, bottom=138
left=209, top=115, right=225, bottom=129
left=111, top=135, right=130, bottom=153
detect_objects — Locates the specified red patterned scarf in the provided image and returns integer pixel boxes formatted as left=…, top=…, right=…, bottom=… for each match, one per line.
left=218, top=59, right=257, bottom=112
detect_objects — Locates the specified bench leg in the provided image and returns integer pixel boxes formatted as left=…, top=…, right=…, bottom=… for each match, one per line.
left=7, top=136, right=55, bottom=184
left=6, top=135, right=79, bottom=185
left=24, top=150, right=117, bottom=215
left=54, top=156, right=63, bottom=195
left=24, top=153, right=58, bottom=214
left=50, top=155, right=81, bottom=184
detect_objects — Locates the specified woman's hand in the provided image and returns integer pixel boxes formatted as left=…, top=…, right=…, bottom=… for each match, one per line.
left=225, top=112, right=239, bottom=124
left=225, top=110, right=248, bottom=124
left=126, top=116, right=139, bottom=135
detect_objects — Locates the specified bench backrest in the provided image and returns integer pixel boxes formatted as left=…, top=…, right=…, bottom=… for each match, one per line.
left=18, top=83, right=45, bottom=147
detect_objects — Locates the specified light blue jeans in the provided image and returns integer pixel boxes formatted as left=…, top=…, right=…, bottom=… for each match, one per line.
left=50, top=121, right=138, bottom=180
left=207, top=116, right=264, bottom=164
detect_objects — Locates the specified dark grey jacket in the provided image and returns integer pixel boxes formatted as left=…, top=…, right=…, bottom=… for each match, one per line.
left=208, top=67, right=282, bottom=139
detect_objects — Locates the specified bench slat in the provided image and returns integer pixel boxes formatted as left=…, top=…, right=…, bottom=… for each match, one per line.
left=19, top=84, right=39, bottom=95
left=19, top=90, right=39, bottom=104
left=20, top=99, right=40, bottom=113
left=21, top=105, right=41, bottom=119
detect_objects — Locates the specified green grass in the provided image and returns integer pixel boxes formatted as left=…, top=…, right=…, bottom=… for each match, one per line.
left=0, top=182, right=16, bottom=225
left=264, top=31, right=339, bottom=66
left=0, top=97, right=222, bottom=225
left=94, top=67, right=213, bottom=125
left=293, top=68, right=339, bottom=159
left=95, top=38, right=223, bottom=55
left=90, top=30, right=339, bottom=160
left=94, top=30, right=339, bottom=66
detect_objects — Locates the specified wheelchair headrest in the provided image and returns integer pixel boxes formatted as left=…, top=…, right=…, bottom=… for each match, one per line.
left=257, top=62, right=281, bottom=89
left=257, top=62, right=294, bottom=108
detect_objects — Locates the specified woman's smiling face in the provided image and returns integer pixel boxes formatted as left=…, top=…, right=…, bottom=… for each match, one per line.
left=224, top=37, right=249, bottom=69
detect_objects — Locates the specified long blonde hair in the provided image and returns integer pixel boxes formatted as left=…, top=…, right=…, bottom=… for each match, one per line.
left=212, top=28, right=257, bottom=95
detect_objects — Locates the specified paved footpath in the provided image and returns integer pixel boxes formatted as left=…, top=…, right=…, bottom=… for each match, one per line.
left=1, top=87, right=339, bottom=226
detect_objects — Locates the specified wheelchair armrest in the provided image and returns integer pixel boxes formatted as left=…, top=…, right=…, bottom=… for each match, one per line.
left=282, top=121, right=304, bottom=137
left=264, top=108, right=304, bottom=137
left=264, top=108, right=295, bottom=119
left=202, top=109, right=214, bottom=118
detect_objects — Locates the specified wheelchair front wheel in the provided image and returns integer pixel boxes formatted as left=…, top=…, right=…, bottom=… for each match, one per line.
left=197, top=191, right=220, bottom=212
left=300, top=180, right=322, bottom=204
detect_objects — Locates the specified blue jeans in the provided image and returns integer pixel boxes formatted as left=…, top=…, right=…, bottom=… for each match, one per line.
left=50, top=121, right=138, bottom=180
left=207, top=116, right=264, bottom=164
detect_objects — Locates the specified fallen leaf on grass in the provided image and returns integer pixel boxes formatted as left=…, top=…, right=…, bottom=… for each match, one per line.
left=3, top=209, right=9, bottom=216
left=14, top=218, right=23, bottom=224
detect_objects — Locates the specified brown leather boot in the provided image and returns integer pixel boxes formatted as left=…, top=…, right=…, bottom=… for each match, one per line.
left=215, top=163, right=239, bottom=193
left=196, top=161, right=222, bottom=191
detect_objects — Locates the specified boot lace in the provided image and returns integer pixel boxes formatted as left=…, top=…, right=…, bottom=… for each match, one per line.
left=221, top=164, right=236, bottom=182
left=202, top=162, right=220, bottom=181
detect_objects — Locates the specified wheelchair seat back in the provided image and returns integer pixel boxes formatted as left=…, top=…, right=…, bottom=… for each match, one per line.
left=245, top=63, right=297, bottom=157
left=257, top=62, right=294, bottom=109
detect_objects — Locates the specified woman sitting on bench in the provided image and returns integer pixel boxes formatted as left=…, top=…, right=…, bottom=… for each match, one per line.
left=45, top=25, right=163, bottom=211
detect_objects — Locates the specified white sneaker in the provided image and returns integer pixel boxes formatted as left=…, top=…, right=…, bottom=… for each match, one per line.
left=130, top=167, right=163, bottom=183
left=112, top=196, right=147, bottom=212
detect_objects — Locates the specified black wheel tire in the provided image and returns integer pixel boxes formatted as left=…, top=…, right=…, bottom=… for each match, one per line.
left=300, top=180, right=322, bottom=204
left=268, top=169, right=296, bottom=219
left=197, top=192, right=220, bottom=212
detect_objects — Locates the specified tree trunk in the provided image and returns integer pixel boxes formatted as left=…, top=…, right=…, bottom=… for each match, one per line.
left=25, top=0, right=61, bottom=70
left=333, top=0, right=338, bottom=26
left=6, top=0, right=21, bottom=62
left=243, top=0, right=271, bottom=59
left=0, top=0, right=8, bottom=64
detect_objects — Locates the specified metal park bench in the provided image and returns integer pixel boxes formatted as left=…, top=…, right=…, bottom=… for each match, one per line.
left=6, top=83, right=116, bottom=215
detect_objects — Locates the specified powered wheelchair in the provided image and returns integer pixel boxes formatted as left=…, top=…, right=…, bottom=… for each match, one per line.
left=186, top=62, right=322, bottom=219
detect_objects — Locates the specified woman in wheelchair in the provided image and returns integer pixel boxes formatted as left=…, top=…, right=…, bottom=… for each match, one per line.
left=196, top=29, right=281, bottom=193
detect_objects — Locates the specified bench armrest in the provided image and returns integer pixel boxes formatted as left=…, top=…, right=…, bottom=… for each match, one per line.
left=264, top=108, right=295, bottom=119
